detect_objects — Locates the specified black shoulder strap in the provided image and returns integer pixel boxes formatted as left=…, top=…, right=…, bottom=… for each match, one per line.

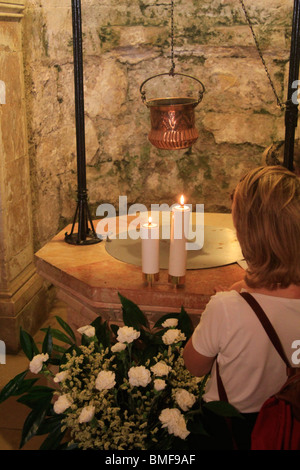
left=216, top=361, right=228, bottom=402
left=240, top=291, right=291, bottom=368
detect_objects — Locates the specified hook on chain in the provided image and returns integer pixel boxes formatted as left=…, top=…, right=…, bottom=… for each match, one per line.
left=139, top=0, right=205, bottom=105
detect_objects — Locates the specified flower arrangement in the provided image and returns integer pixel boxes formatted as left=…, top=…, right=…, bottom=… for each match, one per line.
left=0, top=293, right=239, bottom=450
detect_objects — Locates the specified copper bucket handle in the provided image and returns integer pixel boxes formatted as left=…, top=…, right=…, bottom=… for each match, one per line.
left=140, top=72, right=205, bottom=106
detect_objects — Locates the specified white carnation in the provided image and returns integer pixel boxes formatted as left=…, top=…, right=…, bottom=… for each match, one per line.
left=162, top=318, right=178, bottom=328
left=77, top=325, right=95, bottom=337
left=128, top=366, right=151, bottom=387
left=175, top=388, right=196, bottom=411
left=53, top=370, right=68, bottom=383
left=111, top=342, right=127, bottom=353
left=95, top=370, right=116, bottom=391
left=29, top=353, right=49, bottom=374
left=159, top=408, right=190, bottom=440
left=53, top=394, right=73, bottom=414
left=78, top=405, right=96, bottom=423
left=154, top=379, right=167, bottom=391
left=150, top=361, right=171, bottom=377
left=162, top=329, right=186, bottom=345
left=116, top=326, right=140, bottom=344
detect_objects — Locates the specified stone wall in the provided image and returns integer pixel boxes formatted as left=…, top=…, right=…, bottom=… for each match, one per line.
left=0, top=1, right=50, bottom=352
left=22, top=0, right=298, bottom=250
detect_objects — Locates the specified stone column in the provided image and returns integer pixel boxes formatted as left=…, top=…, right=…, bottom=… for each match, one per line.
left=0, top=0, right=48, bottom=353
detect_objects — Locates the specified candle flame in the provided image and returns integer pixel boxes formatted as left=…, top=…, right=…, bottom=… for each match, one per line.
left=148, top=216, right=152, bottom=225
left=180, top=195, right=185, bottom=206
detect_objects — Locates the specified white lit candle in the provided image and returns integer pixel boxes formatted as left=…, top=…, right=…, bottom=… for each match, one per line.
left=168, top=195, right=190, bottom=284
left=141, top=216, right=159, bottom=283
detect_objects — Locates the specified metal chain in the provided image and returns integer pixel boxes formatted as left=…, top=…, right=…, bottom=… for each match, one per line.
left=169, top=0, right=175, bottom=75
left=239, top=0, right=285, bottom=110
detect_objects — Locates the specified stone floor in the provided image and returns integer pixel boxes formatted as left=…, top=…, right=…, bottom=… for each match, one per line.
left=0, top=298, right=68, bottom=451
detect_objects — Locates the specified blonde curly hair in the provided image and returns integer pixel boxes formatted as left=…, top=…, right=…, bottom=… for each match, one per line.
left=232, top=165, right=300, bottom=290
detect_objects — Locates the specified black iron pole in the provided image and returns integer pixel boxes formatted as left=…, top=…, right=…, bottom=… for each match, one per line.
left=284, top=0, right=300, bottom=171
left=65, top=0, right=101, bottom=244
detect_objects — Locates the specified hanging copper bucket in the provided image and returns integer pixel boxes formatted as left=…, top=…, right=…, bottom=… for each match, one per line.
left=140, top=72, right=205, bottom=150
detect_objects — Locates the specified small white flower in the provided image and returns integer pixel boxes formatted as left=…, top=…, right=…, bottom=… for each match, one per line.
left=95, top=370, right=116, bottom=391
left=53, top=370, right=68, bottom=383
left=150, top=361, right=171, bottom=377
left=128, top=366, right=151, bottom=387
left=162, top=318, right=178, bottom=328
left=111, top=342, right=127, bottom=353
left=78, top=405, right=96, bottom=423
left=116, top=326, right=140, bottom=344
left=154, top=379, right=167, bottom=391
left=29, top=353, right=49, bottom=374
left=77, top=325, right=95, bottom=337
left=162, top=329, right=186, bottom=345
left=159, top=408, right=190, bottom=440
left=174, top=388, right=196, bottom=411
left=53, top=394, right=73, bottom=414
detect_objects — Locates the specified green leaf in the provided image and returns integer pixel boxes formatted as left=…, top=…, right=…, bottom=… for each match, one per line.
left=47, top=357, right=62, bottom=366
left=19, top=397, right=52, bottom=448
left=138, top=343, right=161, bottom=363
left=60, top=442, right=79, bottom=450
left=154, top=307, right=193, bottom=340
left=178, top=306, right=193, bottom=339
left=92, top=319, right=111, bottom=349
left=52, top=344, right=67, bottom=354
left=16, top=378, right=39, bottom=395
left=81, top=334, right=95, bottom=347
left=37, top=416, right=66, bottom=450
left=19, top=385, right=54, bottom=395
left=17, top=386, right=55, bottom=409
left=140, top=328, right=162, bottom=345
left=55, top=316, right=76, bottom=343
left=187, top=417, right=210, bottom=436
left=19, top=328, right=39, bottom=360
left=203, top=401, right=244, bottom=418
left=198, top=373, right=210, bottom=395
left=110, top=324, right=119, bottom=336
left=36, top=415, right=63, bottom=435
left=118, top=292, right=148, bottom=330
left=40, top=328, right=74, bottom=346
left=90, top=315, right=103, bottom=329
left=39, top=428, right=66, bottom=450
left=0, top=370, right=28, bottom=404
left=42, top=326, right=53, bottom=356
